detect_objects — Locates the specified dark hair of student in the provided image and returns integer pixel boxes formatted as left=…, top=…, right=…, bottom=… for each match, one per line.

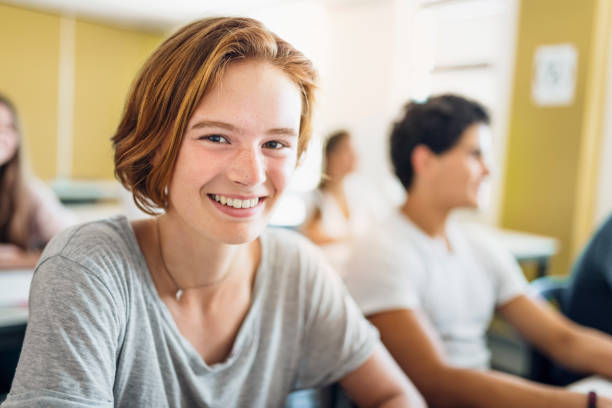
left=389, top=94, right=489, bottom=190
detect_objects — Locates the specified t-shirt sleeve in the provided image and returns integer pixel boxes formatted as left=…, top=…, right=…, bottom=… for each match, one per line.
left=343, top=236, right=423, bottom=316
left=464, top=226, right=528, bottom=306
left=293, top=248, right=379, bottom=390
left=3, top=255, right=122, bottom=408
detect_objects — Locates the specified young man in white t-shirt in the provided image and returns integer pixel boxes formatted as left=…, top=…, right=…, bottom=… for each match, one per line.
left=344, top=94, right=612, bottom=408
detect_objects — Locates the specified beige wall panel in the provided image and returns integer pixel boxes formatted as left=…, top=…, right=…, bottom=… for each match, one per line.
left=72, top=21, right=162, bottom=179
left=0, top=3, right=60, bottom=180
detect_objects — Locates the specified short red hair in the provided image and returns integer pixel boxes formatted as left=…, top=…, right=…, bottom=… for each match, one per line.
left=112, top=17, right=317, bottom=215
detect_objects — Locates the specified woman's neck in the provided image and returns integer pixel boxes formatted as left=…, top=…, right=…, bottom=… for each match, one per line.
left=155, top=213, right=259, bottom=300
left=322, top=172, right=348, bottom=192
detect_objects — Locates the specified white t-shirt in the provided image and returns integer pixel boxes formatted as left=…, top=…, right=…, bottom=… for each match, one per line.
left=302, top=176, right=374, bottom=276
left=344, top=210, right=527, bottom=369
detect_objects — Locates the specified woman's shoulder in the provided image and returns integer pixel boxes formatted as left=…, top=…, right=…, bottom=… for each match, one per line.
left=261, top=227, right=335, bottom=285
left=40, top=215, right=140, bottom=274
left=262, top=226, right=322, bottom=260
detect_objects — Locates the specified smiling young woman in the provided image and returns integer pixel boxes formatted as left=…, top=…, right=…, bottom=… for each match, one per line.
left=1, top=17, right=424, bottom=408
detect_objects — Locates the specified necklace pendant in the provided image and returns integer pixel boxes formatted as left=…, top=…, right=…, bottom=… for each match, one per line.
left=175, top=289, right=183, bottom=301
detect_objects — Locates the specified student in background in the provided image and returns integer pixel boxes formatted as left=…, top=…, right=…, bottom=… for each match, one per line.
left=301, top=130, right=370, bottom=275
left=2, top=18, right=423, bottom=407
left=0, top=94, right=74, bottom=269
left=344, top=94, right=612, bottom=407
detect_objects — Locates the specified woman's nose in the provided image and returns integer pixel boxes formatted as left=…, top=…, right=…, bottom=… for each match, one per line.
left=228, top=147, right=266, bottom=186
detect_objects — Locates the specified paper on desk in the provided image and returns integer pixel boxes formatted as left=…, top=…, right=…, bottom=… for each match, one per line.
left=0, top=269, right=33, bottom=307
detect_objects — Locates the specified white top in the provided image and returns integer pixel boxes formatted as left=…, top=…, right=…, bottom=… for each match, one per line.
left=344, top=210, right=528, bottom=369
left=302, top=178, right=372, bottom=275
left=26, top=178, right=76, bottom=248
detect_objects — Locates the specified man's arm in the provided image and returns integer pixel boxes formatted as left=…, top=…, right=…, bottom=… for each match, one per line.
left=369, top=308, right=611, bottom=408
left=339, top=342, right=426, bottom=408
left=500, top=294, right=612, bottom=378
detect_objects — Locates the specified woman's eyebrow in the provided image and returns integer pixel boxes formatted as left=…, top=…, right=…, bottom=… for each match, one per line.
left=190, top=120, right=297, bottom=137
left=189, top=120, right=236, bottom=131
left=267, top=128, right=298, bottom=137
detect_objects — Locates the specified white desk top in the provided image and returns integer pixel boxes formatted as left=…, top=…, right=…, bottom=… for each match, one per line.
left=463, top=222, right=560, bottom=261
left=0, top=306, right=28, bottom=327
left=0, top=269, right=33, bottom=308
left=0, top=269, right=33, bottom=328
left=568, top=376, right=612, bottom=398
left=494, top=228, right=560, bottom=261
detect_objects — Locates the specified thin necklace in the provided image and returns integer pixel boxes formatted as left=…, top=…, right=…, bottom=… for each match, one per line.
left=155, top=217, right=233, bottom=301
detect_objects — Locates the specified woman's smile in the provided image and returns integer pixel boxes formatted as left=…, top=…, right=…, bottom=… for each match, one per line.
left=207, top=193, right=267, bottom=218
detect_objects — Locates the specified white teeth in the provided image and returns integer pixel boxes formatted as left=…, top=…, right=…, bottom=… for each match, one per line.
left=212, top=195, right=260, bottom=209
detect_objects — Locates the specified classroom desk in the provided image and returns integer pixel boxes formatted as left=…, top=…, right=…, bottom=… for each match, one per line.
left=568, top=376, right=612, bottom=399
left=480, top=225, right=560, bottom=278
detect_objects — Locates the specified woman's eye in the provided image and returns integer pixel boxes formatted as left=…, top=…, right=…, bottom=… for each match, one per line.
left=263, top=141, right=285, bottom=150
left=201, top=135, right=229, bottom=143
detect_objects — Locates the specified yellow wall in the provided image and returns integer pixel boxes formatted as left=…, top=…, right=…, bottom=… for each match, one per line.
left=0, top=2, right=164, bottom=181
left=72, top=21, right=162, bottom=179
left=0, top=4, right=60, bottom=180
left=501, top=0, right=611, bottom=275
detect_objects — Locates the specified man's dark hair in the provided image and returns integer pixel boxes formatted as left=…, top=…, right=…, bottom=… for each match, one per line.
left=390, top=94, right=489, bottom=190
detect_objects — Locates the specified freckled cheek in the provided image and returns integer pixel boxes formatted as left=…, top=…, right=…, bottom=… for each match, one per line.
left=267, top=157, right=296, bottom=193
left=172, top=156, right=225, bottom=189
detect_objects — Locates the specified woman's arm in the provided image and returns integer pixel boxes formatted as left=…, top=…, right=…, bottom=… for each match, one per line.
left=28, top=179, right=76, bottom=244
left=301, top=208, right=346, bottom=245
left=339, top=343, right=426, bottom=408
left=369, top=308, right=612, bottom=408
left=0, top=243, right=41, bottom=269
left=500, top=294, right=612, bottom=378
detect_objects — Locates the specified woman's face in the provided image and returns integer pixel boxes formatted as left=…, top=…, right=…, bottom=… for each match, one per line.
left=428, top=123, right=491, bottom=209
left=166, top=60, right=302, bottom=245
left=0, top=103, right=19, bottom=166
left=327, top=136, right=357, bottom=178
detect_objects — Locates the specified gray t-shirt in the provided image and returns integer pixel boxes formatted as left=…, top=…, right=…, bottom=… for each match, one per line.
left=3, top=216, right=377, bottom=407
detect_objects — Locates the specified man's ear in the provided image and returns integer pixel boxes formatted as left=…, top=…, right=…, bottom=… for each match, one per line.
left=411, top=144, right=433, bottom=178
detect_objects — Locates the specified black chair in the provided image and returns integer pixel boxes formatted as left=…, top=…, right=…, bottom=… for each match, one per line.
left=528, top=215, right=612, bottom=385
left=0, top=322, right=26, bottom=398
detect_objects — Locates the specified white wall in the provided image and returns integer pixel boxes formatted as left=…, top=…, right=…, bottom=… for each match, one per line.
left=317, top=0, right=408, bottom=207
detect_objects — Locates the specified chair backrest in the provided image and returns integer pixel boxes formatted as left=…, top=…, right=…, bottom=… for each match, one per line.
left=0, top=323, right=26, bottom=395
left=528, top=214, right=612, bottom=386
left=563, top=215, right=612, bottom=332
